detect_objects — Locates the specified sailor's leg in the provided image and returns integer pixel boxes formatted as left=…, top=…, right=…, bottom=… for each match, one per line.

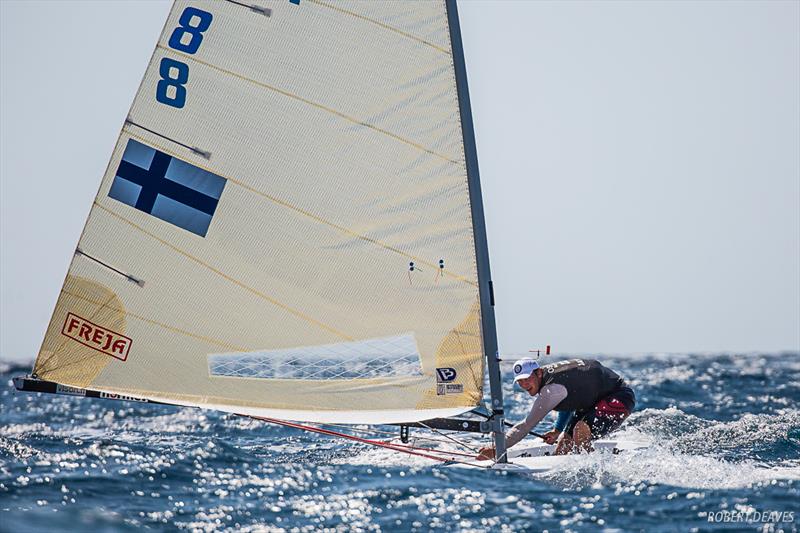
left=555, top=411, right=585, bottom=455
left=572, top=420, right=593, bottom=453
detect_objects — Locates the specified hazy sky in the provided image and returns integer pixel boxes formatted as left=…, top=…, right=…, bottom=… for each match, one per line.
left=1, top=1, right=798, bottom=365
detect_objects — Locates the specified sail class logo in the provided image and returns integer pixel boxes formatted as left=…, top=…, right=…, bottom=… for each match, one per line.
left=61, top=312, right=132, bottom=361
left=436, top=367, right=457, bottom=382
left=435, top=368, right=463, bottom=395
left=108, top=139, right=226, bottom=237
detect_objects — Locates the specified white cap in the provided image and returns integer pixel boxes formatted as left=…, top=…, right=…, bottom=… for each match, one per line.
left=512, top=358, right=540, bottom=382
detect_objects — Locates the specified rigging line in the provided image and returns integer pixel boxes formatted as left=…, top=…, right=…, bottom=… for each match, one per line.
left=312, top=426, right=475, bottom=459
left=251, top=416, right=485, bottom=468
left=308, top=421, right=476, bottom=458
left=472, top=408, right=547, bottom=440
left=307, top=0, right=451, bottom=55
left=377, top=439, right=476, bottom=459
left=123, top=129, right=477, bottom=288
left=311, top=423, right=476, bottom=458
left=416, top=421, right=480, bottom=454
left=154, top=44, right=460, bottom=165
left=93, top=202, right=353, bottom=341
left=494, top=448, right=510, bottom=465
left=319, top=424, right=473, bottom=448
left=125, top=120, right=210, bottom=159
left=322, top=423, right=473, bottom=448
left=321, top=423, right=397, bottom=438
left=405, top=434, right=481, bottom=448
left=316, top=425, right=488, bottom=451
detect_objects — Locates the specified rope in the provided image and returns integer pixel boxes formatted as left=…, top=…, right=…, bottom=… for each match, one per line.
left=320, top=423, right=476, bottom=457
left=317, top=422, right=477, bottom=458
left=416, top=421, right=480, bottom=454
left=250, top=416, right=486, bottom=468
left=378, top=439, right=476, bottom=459
left=322, top=423, right=397, bottom=438
left=407, top=434, right=481, bottom=448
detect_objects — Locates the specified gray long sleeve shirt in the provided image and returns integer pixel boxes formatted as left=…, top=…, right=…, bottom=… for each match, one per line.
left=505, top=383, right=568, bottom=448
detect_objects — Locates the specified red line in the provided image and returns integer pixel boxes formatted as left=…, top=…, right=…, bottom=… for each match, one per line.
left=250, top=416, right=482, bottom=467
left=254, top=416, right=451, bottom=462
left=376, top=439, right=476, bottom=458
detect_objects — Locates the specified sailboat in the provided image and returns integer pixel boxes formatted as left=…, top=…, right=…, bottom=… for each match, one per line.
left=13, top=0, right=643, bottom=471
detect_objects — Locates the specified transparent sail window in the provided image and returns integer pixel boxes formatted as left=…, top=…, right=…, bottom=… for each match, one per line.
left=208, top=333, right=424, bottom=380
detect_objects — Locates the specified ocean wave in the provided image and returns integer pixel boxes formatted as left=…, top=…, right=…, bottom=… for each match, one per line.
left=538, top=442, right=800, bottom=490
left=2, top=355, right=799, bottom=531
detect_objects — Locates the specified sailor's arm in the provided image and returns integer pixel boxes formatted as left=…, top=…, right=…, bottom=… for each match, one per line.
left=504, top=384, right=568, bottom=449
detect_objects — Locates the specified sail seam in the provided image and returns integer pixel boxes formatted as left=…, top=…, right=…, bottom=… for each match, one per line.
left=307, top=0, right=452, bottom=55
left=154, top=45, right=460, bottom=165
left=93, top=201, right=355, bottom=341
left=121, top=129, right=478, bottom=288
left=59, top=288, right=249, bottom=351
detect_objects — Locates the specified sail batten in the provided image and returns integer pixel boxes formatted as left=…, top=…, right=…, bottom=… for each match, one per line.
left=30, top=0, right=488, bottom=424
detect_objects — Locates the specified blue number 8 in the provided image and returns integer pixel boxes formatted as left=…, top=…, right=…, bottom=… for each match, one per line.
left=156, top=57, right=189, bottom=108
left=168, top=7, right=213, bottom=54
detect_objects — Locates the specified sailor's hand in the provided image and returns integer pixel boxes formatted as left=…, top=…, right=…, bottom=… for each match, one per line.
left=476, top=446, right=495, bottom=460
left=543, top=429, right=561, bottom=444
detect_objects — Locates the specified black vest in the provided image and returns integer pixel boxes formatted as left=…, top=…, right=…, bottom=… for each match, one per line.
left=541, top=359, right=625, bottom=411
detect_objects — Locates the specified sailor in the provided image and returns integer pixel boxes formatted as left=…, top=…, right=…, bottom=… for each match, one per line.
left=477, top=358, right=635, bottom=460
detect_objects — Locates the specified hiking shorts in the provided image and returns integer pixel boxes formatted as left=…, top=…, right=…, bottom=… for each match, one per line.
left=565, top=386, right=635, bottom=439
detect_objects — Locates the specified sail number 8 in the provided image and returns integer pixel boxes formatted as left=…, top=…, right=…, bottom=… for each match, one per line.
left=156, top=7, right=213, bottom=109
left=168, top=7, right=212, bottom=53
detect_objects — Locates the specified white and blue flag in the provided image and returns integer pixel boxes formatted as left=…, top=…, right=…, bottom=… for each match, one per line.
left=108, top=139, right=225, bottom=237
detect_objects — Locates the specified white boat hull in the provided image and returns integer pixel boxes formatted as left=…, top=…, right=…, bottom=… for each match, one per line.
left=454, top=439, right=650, bottom=473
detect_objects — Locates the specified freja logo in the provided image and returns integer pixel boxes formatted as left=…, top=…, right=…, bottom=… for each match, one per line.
left=61, top=313, right=132, bottom=361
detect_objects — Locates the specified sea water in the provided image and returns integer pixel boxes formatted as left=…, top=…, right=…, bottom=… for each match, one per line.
left=1, top=353, right=798, bottom=532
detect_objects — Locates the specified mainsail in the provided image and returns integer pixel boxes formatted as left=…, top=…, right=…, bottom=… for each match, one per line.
left=23, top=0, right=501, bottom=426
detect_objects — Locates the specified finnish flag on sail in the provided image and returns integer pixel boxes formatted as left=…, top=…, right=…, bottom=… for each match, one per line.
left=108, top=139, right=226, bottom=237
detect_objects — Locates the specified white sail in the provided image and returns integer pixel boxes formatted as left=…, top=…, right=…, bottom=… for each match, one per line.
left=31, top=0, right=488, bottom=423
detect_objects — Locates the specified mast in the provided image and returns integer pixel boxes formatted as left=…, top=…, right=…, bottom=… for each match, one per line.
left=445, top=0, right=507, bottom=462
